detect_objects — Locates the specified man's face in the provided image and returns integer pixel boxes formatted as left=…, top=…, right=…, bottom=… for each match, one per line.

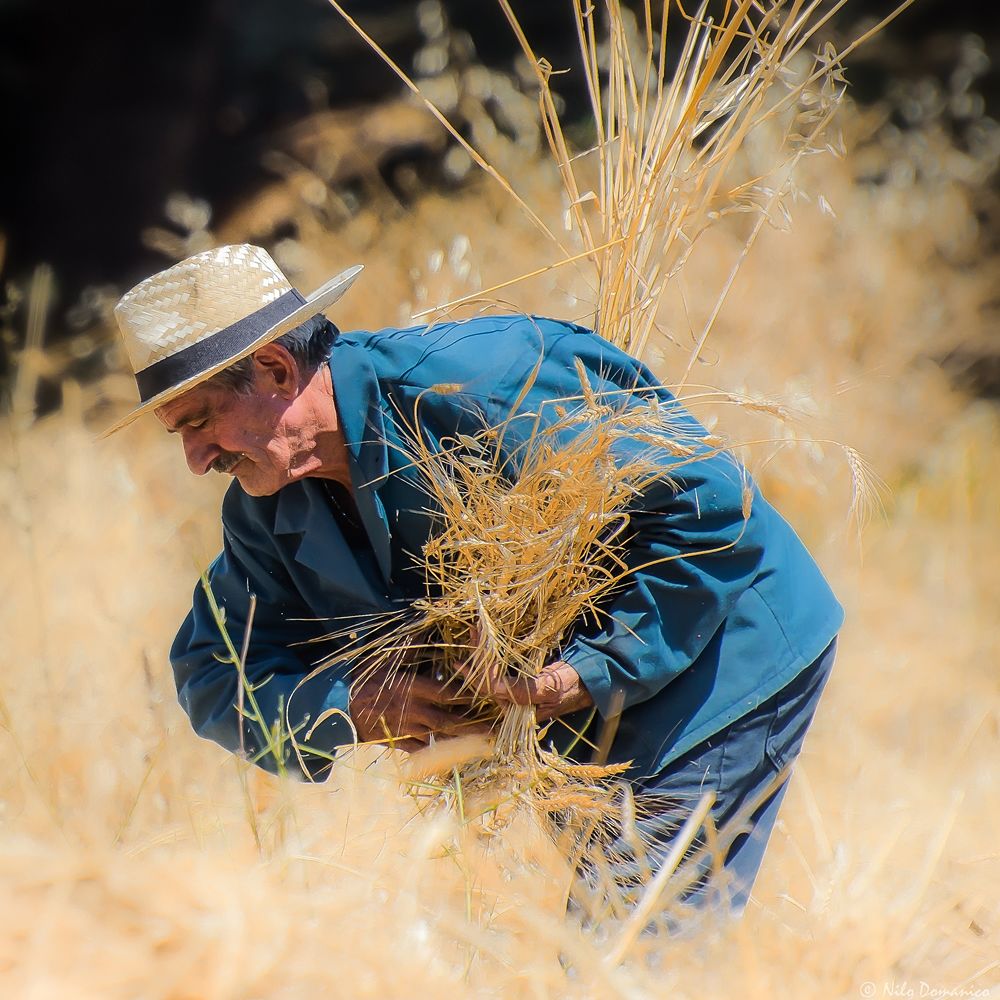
left=154, top=375, right=308, bottom=497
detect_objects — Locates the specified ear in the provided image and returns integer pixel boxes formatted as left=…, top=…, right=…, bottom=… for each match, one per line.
left=251, top=343, right=300, bottom=398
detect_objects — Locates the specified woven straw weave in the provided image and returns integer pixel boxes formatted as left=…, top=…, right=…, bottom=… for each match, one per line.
left=115, top=245, right=291, bottom=373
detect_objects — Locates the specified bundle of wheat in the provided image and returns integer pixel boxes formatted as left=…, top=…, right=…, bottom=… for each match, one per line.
left=315, top=362, right=733, bottom=815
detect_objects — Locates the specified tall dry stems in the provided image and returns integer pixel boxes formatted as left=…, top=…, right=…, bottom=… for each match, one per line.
left=313, top=1, right=884, bottom=845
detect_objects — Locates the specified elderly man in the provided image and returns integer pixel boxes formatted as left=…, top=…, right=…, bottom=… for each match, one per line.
left=108, top=244, right=842, bottom=910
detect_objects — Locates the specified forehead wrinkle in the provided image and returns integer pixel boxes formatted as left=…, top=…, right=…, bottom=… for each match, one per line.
left=164, top=403, right=212, bottom=433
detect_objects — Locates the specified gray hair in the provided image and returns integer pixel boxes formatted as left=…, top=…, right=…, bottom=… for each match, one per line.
left=208, top=314, right=338, bottom=394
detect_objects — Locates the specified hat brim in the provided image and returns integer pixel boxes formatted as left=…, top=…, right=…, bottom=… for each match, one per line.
left=99, top=264, right=363, bottom=438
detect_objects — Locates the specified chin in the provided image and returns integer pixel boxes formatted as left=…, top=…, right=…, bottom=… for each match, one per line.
left=233, top=470, right=279, bottom=498
left=237, top=480, right=282, bottom=498
left=234, top=457, right=303, bottom=497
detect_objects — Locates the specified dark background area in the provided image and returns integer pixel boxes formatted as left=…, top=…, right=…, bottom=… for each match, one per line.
left=0, top=0, right=606, bottom=293
left=0, top=0, right=995, bottom=368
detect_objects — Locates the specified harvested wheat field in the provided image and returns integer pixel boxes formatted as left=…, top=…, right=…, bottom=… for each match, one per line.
left=2, top=2, right=999, bottom=997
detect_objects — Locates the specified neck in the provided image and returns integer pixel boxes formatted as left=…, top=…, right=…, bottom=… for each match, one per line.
left=300, top=364, right=353, bottom=488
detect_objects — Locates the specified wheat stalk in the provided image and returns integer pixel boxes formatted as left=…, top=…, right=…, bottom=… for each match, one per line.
left=310, top=0, right=902, bottom=918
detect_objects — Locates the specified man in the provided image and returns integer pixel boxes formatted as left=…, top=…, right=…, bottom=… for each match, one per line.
left=107, top=244, right=843, bottom=910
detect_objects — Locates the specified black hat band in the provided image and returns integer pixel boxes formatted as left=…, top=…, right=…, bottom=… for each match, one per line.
left=133, top=288, right=306, bottom=403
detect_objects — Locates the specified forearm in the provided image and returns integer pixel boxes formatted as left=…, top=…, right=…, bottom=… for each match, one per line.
left=170, top=539, right=357, bottom=778
left=171, top=618, right=356, bottom=779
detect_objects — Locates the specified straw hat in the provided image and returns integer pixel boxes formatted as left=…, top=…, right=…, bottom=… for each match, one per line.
left=102, top=244, right=363, bottom=437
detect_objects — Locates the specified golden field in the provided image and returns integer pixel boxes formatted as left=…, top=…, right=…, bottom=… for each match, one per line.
left=2, top=27, right=999, bottom=998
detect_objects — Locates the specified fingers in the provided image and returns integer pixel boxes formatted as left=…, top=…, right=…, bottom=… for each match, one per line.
left=448, top=652, right=536, bottom=705
left=395, top=738, right=427, bottom=753
left=366, top=710, right=493, bottom=753
left=391, top=716, right=493, bottom=752
left=352, top=658, right=589, bottom=750
left=465, top=669, right=539, bottom=706
left=404, top=673, right=477, bottom=706
left=486, top=662, right=593, bottom=718
left=448, top=716, right=494, bottom=737
left=350, top=667, right=493, bottom=749
left=359, top=670, right=473, bottom=710
left=492, top=675, right=544, bottom=707
left=449, top=629, right=509, bottom=694
left=410, top=700, right=472, bottom=735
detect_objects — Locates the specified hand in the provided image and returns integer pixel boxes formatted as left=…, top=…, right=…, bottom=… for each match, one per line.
left=349, top=666, right=486, bottom=753
left=462, top=657, right=594, bottom=722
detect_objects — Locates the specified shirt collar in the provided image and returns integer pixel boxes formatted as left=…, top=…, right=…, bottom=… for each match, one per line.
left=326, top=334, right=388, bottom=491
left=271, top=333, right=393, bottom=586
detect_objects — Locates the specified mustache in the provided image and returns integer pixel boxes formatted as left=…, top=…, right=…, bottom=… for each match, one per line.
left=211, top=452, right=244, bottom=475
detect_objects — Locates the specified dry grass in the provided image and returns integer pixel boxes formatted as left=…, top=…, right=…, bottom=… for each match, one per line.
left=2, top=1, right=999, bottom=996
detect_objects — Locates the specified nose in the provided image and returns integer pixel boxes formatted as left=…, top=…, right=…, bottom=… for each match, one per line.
left=180, top=431, right=217, bottom=476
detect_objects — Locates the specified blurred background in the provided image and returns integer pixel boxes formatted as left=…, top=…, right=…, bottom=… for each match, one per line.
left=1, top=2, right=998, bottom=997
left=1, top=0, right=999, bottom=411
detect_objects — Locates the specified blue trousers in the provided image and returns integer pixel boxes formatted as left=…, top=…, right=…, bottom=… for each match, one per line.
left=616, top=638, right=837, bottom=915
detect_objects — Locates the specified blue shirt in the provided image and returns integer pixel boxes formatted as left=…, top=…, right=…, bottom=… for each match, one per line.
left=170, top=315, right=843, bottom=779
